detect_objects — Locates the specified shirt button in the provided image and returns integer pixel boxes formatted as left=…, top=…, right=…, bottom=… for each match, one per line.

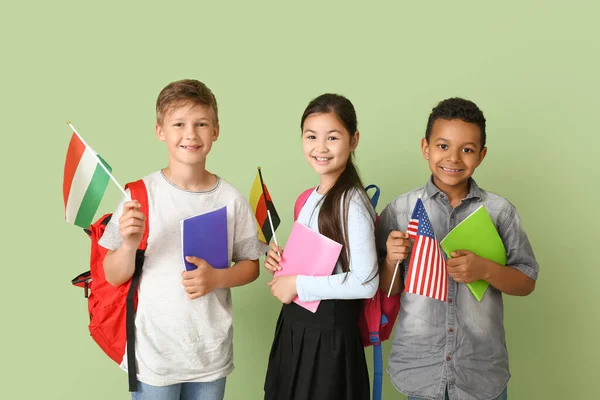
left=446, top=355, right=452, bottom=361
left=448, top=328, right=454, bottom=333
left=450, top=214, right=455, bottom=219
left=448, top=299, right=453, bottom=304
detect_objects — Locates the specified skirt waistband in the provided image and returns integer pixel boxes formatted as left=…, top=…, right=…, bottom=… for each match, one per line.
left=281, top=299, right=362, bottom=329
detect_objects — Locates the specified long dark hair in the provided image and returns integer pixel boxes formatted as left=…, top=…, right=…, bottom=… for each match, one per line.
left=301, top=93, right=373, bottom=274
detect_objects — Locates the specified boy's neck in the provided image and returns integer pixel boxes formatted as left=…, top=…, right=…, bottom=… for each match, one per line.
left=162, top=165, right=217, bottom=192
left=433, top=178, right=471, bottom=208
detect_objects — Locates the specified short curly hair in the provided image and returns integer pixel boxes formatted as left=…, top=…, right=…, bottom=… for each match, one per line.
left=425, top=98, right=486, bottom=148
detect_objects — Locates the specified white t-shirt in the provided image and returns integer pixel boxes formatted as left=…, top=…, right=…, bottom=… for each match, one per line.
left=98, top=171, right=267, bottom=386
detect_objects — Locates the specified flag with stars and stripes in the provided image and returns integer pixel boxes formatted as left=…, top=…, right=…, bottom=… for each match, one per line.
left=404, top=198, right=448, bottom=301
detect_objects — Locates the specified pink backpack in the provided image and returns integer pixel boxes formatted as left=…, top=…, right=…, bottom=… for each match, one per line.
left=293, top=185, right=400, bottom=400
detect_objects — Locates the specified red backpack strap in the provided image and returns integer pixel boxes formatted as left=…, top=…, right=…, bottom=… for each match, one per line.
left=294, top=188, right=315, bottom=221
left=124, top=179, right=149, bottom=250
left=122, top=179, right=149, bottom=392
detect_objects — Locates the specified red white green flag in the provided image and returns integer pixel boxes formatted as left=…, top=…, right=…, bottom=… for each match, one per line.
left=63, top=132, right=112, bottom=228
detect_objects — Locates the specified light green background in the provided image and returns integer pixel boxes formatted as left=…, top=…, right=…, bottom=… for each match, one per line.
left=1, top=1, right=597, bottom=399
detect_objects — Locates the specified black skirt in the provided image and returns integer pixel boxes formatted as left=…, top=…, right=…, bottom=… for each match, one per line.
left=264, top=299, right=370, bottom=400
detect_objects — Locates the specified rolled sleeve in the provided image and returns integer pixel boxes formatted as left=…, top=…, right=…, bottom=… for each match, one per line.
left=498, top=206, right=539, bottom=280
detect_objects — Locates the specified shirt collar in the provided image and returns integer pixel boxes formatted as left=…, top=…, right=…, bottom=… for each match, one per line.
left=424, top=176, right=482, bottom=201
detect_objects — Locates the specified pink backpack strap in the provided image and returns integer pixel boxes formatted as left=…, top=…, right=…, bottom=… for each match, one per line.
left=294, top=188, right=315, bottom=221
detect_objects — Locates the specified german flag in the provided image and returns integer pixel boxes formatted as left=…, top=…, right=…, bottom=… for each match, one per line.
left=249, top=167, right=280, bottom=244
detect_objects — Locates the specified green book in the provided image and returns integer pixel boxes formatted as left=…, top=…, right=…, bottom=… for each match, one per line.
left=440, top=205, right=507, bottom=301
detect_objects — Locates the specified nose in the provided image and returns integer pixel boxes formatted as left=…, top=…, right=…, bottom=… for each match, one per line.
left=185, top=125, right=199, bottom=140
left=316, top=137, right=329, bottom=153
left=446, top=148, right=461, bottom=163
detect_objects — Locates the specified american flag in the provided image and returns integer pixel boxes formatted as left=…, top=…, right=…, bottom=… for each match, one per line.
left=405, top=198, right=448, bottom=301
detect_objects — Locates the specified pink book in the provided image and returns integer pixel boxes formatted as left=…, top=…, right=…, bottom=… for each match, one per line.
left=274, top=222, right=343, bottom=312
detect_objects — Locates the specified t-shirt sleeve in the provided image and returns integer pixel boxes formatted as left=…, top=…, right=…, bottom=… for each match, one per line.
left=231, top=195, right=269, bottom=262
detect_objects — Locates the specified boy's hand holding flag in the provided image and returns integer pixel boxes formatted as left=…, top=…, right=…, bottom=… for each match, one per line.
left=402, top=197, right=448, bottom=302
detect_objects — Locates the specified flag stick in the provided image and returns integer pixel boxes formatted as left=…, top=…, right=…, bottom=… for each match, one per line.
left=67, top=121, right=130, bottom=200
left=267, top=209, right=281, bottom=257
left=258, top=166, right=280, bottom=257
left=388, top=260, right=401, bottom=297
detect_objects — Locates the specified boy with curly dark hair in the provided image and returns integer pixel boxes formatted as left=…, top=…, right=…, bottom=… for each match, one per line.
left=377, top=98, right=539, bottom=400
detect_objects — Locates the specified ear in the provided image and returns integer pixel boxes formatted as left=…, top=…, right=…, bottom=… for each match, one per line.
left=212, top=123, right=220, bottom=142
left=476, top=146, right=487, bottom=166
left=421, top=137, right=430, bottom=160
left=350, top=130, right=360, bottom=151
left=156, top=123, right=165, bottom=142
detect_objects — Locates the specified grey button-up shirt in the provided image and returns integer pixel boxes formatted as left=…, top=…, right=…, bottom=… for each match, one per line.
left=376, top=178, right=538, bottom=400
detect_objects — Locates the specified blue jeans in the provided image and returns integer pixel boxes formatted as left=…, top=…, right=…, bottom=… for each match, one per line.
left=408, top=387, right=507, bottom=400
left=131, top=378, right=226, bottom=400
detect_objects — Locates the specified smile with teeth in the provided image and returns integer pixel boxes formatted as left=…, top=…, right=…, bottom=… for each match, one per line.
left=181, top=145, right=201, bottom=150
left=441, top=167, right=463, bottom=172
left=314, top=156, right=332, bottom=162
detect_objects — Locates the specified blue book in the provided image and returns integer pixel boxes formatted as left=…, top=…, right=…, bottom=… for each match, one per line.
left=180, top=205, right=229, bottom=271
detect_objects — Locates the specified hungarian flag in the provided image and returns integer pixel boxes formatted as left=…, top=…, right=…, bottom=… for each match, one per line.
left=404, top=198, right=448, bottom=301
left=63, top=132, right=112, bottom=228
left=249, top=168, right=280, bottom=244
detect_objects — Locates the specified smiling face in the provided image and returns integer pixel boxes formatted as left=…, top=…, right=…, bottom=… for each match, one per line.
left=422, top=118, right=487, bottom=197
left=301, top=112, right=358, bottom=186
left=155, top=101, right=219, bottom=169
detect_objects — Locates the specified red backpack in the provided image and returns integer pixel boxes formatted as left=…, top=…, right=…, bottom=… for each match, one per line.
left=293, top=185, right=400, bottom=400
left=71, top=179, right=149, bottom=392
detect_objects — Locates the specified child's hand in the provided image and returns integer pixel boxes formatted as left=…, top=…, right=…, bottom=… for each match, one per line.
left=447, top=250, right=487, bottom=283
left=182, top=256, right=220, bottom=299
left=264, top=242, right=283, bottom=274
left=267, top=275, right=297, bottom=304
left=119, top=200, right=145, bottom=248
left=385, top=230, right=412, bottom=267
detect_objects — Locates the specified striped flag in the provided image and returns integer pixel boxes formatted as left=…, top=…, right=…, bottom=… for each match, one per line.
left=404, top=198, right=448, bottom=301
left=63, top=132, right=112, bottom=228
left=249, top=168, right=280, bottom=244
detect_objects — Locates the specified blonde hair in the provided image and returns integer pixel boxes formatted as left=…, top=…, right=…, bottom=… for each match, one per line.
left=156, top=79, right=218, bottom=124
